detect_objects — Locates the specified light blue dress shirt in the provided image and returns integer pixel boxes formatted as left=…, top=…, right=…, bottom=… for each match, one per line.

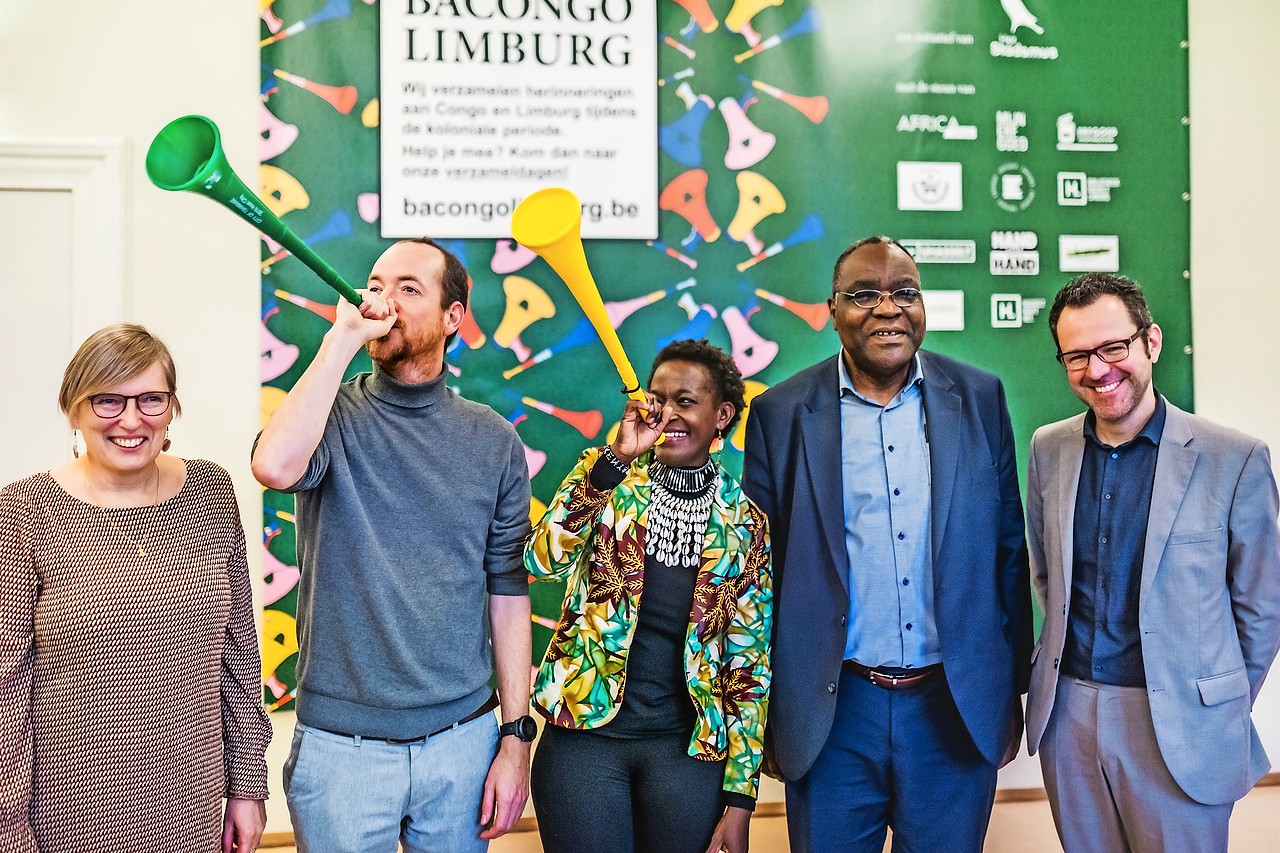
left=838, top=353, right=940, bottom=668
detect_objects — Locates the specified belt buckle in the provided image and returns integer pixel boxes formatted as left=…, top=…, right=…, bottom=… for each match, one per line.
left=384, top=734, right=425, bottom=745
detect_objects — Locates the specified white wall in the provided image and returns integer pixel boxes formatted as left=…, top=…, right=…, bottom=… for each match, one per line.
left=1187, top=0, right=1280, bottom=766
left=0, top=2, right=261, bottom=518
left=1, top=0, right=1276, bottom=834
left=0, top=0, right=276, bottom=827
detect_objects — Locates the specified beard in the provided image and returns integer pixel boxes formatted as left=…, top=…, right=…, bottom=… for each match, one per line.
left=1080, top=371, right=1151, bottom=425
left=366, top=319, right=446, bottom=371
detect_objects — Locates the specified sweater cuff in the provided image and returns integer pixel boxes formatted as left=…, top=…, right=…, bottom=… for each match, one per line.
left=721, top=791, right=757, bottom=812
left=588, top=451, right=628, bottom=491
left=486, top=568, right=531, bottom=596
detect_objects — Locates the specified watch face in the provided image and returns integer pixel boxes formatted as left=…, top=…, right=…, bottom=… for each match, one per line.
left=518, top=716, right=537, bottom=742
left=502, top=716, right=537, bottom=742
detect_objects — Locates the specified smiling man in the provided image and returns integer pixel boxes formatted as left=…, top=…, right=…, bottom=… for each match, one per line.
left=743, top=236, right=1030, bottom=852
left=1026, top=273, right=1280, bottom=852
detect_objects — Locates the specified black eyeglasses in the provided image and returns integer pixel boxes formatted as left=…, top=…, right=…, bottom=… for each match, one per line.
left=1055, top=327, right=1148, bottom=371
left=832, top=288, right=924, bottom=309
left=87, top=391, right=174, bottom=418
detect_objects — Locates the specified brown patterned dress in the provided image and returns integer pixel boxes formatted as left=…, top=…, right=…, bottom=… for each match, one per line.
left=0, top=460, right=270, bottom=853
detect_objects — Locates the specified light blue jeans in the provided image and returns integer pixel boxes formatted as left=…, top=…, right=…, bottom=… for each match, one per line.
left=284, top=715, right=499, bottom=853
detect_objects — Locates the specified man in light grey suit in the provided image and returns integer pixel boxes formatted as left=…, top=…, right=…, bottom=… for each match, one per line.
left=1026, top=272, right=1280, bottom=852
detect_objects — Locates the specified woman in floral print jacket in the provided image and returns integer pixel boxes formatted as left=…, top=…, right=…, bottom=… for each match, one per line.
left=525, top=340, right=773, bottom=853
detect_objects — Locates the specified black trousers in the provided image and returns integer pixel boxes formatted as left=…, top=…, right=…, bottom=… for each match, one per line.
left=531, top=723, right=727, bottom=853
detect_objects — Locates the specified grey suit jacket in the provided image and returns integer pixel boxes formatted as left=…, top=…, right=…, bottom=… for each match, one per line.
left=1025, top=399, right=1280, bottom=805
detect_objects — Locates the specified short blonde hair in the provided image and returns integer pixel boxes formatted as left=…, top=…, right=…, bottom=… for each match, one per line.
left=59, top=324, right=181, bottom=418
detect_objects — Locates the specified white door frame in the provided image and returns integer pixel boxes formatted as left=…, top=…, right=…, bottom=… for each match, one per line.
left=0, top=137, right=129, bottom=333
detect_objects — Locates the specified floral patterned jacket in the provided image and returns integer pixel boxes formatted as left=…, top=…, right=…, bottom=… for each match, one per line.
left=526, top=447, right=773, bottom=800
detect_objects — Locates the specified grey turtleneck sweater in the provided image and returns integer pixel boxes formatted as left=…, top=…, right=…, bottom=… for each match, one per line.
left=280, top=365, right=530, bottom=739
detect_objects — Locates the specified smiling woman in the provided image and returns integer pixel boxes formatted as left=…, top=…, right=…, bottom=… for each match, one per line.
left=524, top=339, right=774, bottom=853
left=0, top=324, right=271, bottom=853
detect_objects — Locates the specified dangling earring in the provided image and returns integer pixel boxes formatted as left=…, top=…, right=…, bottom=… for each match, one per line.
left=72, top=430, right=82, bottom=459
left=710, top=428, right=724, bottom=463
left=162, top=427, right=172, bottom=452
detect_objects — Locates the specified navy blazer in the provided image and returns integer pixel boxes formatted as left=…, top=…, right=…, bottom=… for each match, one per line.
left=743, top=350, right=1031, bottom=780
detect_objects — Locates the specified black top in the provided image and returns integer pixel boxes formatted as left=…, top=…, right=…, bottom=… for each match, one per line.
left=1064, top=394, right=1166, bottom=687
left=587, top=457, right=699, bottom=739
left=583, top=456, right=758, bottom=810
left=602, top=542, right=700, bottom=738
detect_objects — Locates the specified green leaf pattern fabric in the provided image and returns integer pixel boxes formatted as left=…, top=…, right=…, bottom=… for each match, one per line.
left=525, top=447, right=774, bottom=799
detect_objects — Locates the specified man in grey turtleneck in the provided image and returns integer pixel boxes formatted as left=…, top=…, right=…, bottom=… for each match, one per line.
left=252, top=238, right=534, bottom=852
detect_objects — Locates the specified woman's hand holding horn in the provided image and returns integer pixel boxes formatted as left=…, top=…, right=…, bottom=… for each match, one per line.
left=609, top=392, right=673, bottom=465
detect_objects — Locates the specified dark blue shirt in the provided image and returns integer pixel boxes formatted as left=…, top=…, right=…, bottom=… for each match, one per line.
left=1063, top=395, right=1166, bottom=687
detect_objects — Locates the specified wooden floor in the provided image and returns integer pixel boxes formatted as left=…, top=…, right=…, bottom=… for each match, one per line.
left=264, top=784, right=1280, bottom=852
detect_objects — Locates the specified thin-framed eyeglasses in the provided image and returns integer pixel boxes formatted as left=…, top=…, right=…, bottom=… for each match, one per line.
left=86, top=391, right=175, bottom=418
left=1055, top=327, right=1148, bottom=371
left=832, top=288, right=924, bottom=310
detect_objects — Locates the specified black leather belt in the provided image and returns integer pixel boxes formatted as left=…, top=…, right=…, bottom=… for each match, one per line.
left=843, top=661, right=942, bottom=690
left=320, top=692, right=499, bottom=744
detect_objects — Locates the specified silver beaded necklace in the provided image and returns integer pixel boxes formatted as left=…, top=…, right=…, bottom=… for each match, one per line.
left=646, top=458, right=718, bottom=568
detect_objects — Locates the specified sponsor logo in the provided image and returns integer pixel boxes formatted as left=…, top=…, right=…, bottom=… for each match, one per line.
left=897, top=115, right=978, bottom=140
left=1000, top=0, right=1044, bottom=34
left=1056, top=113, right=1119, bottom=152
left=992, top=293, right=1047, bottom=328
left=900, top=239, right=978, bottom=264
left=991, top=163, right=1036, bottom=212
left=991, top=0, right=1058, bottom=60
left=990, top=35, right=1058, bottom=60
left=1059, top=235, right=1120, bottom=272
left=894, top=32, right=976, bottom=46
left=996, top=110, right=1028, bottom=152
left=895, top=81, right=977, bottom=96
left=990, top=230, right=1040, bottom=275
left=1058, top=171, right=1120, bottom=206
left=924, top=290, right=966, bottom=331
left=898, top=162, right=963, bottom=211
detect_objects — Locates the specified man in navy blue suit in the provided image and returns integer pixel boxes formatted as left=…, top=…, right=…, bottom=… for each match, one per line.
left=743, top=236, right=1031, bottom=853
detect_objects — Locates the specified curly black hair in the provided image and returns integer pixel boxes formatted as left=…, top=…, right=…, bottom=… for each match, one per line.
left=1047, top=272, right=1153, bottom=349
left=831, top=235, right=913, bottom=291
left=649, top=338, right=747, bottom=432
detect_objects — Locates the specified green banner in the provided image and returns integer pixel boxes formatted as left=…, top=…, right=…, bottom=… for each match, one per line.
left=258, top=0, right=1189, bottom=708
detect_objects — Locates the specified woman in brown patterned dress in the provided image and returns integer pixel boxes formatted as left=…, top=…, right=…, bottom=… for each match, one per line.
left=0, top=324, right=271, bottom=853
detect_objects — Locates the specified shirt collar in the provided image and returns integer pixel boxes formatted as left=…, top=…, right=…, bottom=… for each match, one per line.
left=838, top=351, right=925, bottom=406
left=366, top=363, right=449, bottom=409
left=1084, top=391, right=1167, bottom=448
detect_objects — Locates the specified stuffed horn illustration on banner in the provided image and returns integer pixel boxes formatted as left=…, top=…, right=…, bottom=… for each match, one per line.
left=724, top=0, right=783, bottom=41
left=747, top=77, right=830, bottom=123
left=494, top=275, right=557, bottom=362
left=720, top=95, right=776, bottom=170
left=146, top=114, right=362, bottom=306
left=510, top=187, right=662, bottom=441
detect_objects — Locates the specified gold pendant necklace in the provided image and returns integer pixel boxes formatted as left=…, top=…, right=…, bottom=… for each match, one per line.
left=89, top=465, right=161, bottom=558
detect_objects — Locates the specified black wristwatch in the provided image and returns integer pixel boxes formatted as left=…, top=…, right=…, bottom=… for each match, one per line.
left=499, top=715, right=537, bottom=743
